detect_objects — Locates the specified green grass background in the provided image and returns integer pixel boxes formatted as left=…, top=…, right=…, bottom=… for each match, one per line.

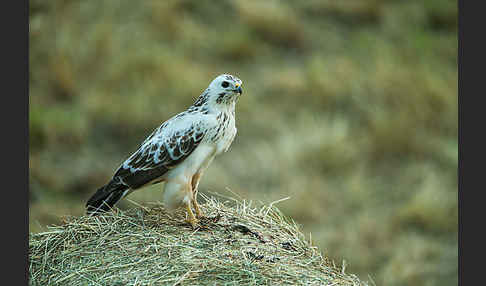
left=29, top=1, right=457, bottom=285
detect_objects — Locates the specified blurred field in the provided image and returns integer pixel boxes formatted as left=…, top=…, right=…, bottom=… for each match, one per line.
left=29, top=1, right=457, bottom=285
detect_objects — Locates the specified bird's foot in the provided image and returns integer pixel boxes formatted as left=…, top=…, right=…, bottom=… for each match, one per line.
left=193, top=202, right=205, bottom=219
left=185, top=217, right=199, bottom=229
left=185, top=202, right=199, bottom=228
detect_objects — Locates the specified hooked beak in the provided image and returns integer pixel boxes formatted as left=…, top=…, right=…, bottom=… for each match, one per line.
left=234, top=84, right=243, bottom=95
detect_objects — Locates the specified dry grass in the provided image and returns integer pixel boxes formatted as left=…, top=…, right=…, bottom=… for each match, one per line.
left=29, top=195, right=367, bottom=286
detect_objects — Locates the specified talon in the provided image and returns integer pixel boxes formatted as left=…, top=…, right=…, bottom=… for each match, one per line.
left=185, top=200, right=199, bottom=228
left=185, top=218, right=199, bottom=228
left=194, top=203, right=205, bottom=218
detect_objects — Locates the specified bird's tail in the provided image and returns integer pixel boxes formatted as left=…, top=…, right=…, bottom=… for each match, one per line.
left=86, top=179, right=129, bottom=215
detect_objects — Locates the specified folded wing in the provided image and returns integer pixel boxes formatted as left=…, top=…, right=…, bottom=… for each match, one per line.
left=113, top=126, right=205, bottom=189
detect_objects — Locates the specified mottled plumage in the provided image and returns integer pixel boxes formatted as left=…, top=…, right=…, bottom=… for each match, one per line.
left=86, top=74, right=243, bottom=226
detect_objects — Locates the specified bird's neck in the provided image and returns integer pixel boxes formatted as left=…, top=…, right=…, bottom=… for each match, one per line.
left=212, top=98, right=236, bottom=115
left=190, top=89, right=236, bottom=115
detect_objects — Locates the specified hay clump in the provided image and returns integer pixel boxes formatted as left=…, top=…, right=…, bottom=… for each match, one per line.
left=29, top=195, right=367, bottom=285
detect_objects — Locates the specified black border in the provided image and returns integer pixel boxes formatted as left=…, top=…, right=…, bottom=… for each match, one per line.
left=4, top=0, right=29, bottom=284
left=458, top=0, right=479, bottom=285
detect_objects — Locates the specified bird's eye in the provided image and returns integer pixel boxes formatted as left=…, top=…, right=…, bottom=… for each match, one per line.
left=221, top=81, right=229, bottom=88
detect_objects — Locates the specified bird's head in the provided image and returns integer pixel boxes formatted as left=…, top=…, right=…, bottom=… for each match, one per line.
left=210, top=74, right=243, bottom=95
left=208, top=74, right=243, bottom=105
left=192, top=74, right=243, bottom=110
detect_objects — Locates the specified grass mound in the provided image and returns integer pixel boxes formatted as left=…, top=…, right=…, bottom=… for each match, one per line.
left=29, top=196, right=367, bottom=285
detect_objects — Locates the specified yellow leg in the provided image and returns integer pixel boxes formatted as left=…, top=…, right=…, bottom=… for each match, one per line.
left=193, top=198, right=204, bottom=218
left=163, top=178, right=200, bottom=227
left=191, top=172, right=205, bottom=218
left=185, top=200, right=199, bottom=228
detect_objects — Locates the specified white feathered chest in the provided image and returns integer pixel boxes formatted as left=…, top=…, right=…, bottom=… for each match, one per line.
left=209, top=109, right=237, bottom=155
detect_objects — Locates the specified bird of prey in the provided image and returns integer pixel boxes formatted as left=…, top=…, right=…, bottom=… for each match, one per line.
left=86, top=74, right=243, bottom=227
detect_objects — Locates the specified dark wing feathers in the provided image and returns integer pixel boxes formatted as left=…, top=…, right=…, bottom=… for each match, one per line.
left=113, top=128, right=205, bottom=189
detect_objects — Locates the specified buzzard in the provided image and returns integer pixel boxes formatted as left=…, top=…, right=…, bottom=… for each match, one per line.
left=86, top=74, right=243, bottom=227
